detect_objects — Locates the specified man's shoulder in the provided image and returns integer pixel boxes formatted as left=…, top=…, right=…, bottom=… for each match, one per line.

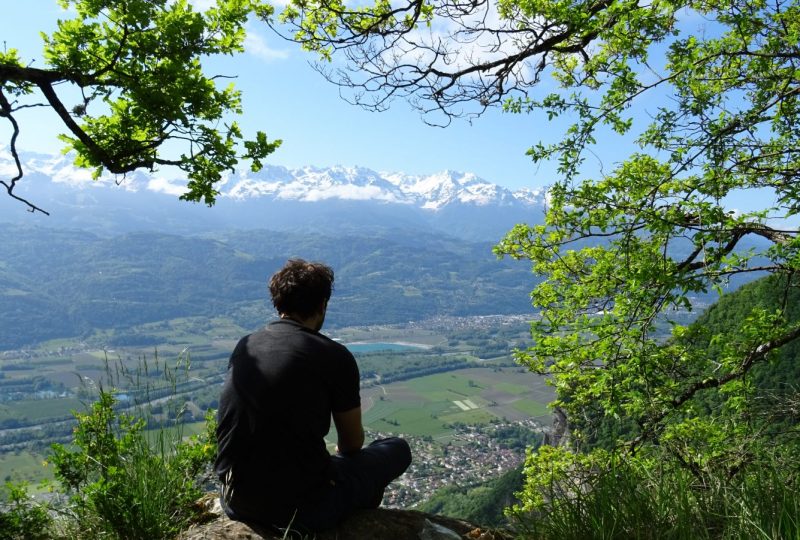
left=304, top=328, right=352, bottom=357
left=245, top=322, right=352, bottom=356
left=320, top=335, right=354, bottom=357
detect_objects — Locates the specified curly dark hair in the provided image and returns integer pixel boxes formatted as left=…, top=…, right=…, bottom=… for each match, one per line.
left=268, top=259, right=334, bottom=318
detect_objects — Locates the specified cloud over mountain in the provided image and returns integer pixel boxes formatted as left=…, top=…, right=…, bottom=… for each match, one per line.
left=0, top=150, right=547, bottom=240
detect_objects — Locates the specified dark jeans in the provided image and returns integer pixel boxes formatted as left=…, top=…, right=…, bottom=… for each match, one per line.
left=221, top=437, right=411, bottom=533
left=293, top=437, right=412, bottom=531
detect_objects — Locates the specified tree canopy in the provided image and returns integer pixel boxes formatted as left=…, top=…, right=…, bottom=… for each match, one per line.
left=0, top=0, right=281, bottom=214
left=278, top=0, right=800, bottom=514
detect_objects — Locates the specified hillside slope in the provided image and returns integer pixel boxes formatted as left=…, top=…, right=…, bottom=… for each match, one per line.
left=0, top=225, right=536, bottom=349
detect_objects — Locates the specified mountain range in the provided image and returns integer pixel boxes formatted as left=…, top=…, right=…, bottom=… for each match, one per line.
left=0, top=149, right=547, bottom=240
left=3, top=150, right=763, bottom=352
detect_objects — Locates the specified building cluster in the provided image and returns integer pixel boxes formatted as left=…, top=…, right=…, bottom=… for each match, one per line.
left=376, top=418, right=545, bottom=508
left=404, top=314, right=534, bottom=332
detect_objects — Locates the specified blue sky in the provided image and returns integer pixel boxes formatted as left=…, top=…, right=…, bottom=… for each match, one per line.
left=0, top=0, right=568, bottom=192
left=0, top=1, right=789, bottom=222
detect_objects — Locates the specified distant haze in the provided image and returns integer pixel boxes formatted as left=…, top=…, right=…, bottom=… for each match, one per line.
left=0, top=150, right=547, bottom=241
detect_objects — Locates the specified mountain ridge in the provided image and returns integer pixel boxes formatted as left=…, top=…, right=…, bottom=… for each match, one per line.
left=0, top=225, right=537, bottom=349
left=1, top=148, right=547, bottom=209
left=0, top=149, right=547, bottom=240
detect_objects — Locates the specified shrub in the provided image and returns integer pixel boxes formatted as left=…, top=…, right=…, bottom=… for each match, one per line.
left=0, top=482, right=53, bottom=540
left=510, top=448, right=800, bottom=540
left=49, top=388, right=216, bottom=539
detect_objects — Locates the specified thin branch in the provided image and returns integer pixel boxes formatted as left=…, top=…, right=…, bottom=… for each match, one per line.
left=630, top=324, right=800, bottom=450
left=0, top=88, right=50, bottom=215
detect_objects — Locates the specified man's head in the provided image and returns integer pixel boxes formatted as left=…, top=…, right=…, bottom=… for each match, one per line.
left=269, top=259, right=334, bottom=323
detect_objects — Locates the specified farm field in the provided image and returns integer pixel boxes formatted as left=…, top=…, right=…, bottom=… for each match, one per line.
left=360, top=367, right=553, bottom=441
left=0, top=316, right=544, bottom=485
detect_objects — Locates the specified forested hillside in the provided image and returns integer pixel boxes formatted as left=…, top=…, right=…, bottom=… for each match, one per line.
left=579, top=274, right=800, bottom=451
left=687, top=275, right=800, bottom=425
left=0, top=225, right=535, bottom=349
left=418, top=466, right=525, bottom=527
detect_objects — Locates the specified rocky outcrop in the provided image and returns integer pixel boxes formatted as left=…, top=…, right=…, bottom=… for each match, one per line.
left=178, top=495, right=509, bottom=540
left=543, top=406, right=570, bottom=448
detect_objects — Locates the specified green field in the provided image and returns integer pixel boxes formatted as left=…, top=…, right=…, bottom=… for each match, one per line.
left=0, top=318, right=548, bottom=486
left=361, top=367, right=553, bottom=439
left=0, top=397, right=83, bottom=422
left=511, top=398, right=550, bottom=417
left=0, top=451, right=52, bottom=485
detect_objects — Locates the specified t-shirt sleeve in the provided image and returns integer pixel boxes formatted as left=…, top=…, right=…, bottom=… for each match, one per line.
left=330, top=347, right=361, bottom=413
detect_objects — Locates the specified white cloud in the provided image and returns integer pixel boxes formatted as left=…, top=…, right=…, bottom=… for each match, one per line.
left=296, top=184, right=401, bottom=202
left=36, top=158, right=100, bottom=187
left=245, top=29, right=290, bottom=61
left=147, top=177, right=188, bottom=197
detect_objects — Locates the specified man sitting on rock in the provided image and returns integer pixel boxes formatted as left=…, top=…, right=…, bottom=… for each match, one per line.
left=215, top=258, right=412, bottom=532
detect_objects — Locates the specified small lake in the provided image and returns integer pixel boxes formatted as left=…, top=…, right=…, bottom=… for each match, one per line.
left=345, top=342, right=427, bottom=353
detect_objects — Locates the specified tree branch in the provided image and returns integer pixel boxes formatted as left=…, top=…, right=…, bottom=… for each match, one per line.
left=630, top=324, right=800, bottom=451
left=0, top=88, right=50, bottom=215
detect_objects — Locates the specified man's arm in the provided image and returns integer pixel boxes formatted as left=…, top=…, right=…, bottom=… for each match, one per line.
left=333, top=406, right=365, bottom=455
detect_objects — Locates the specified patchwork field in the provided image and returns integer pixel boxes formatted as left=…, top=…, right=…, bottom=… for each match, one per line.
left=360, top=366, right=553, bottom=441
left=1, top=317, right=546, bottom=486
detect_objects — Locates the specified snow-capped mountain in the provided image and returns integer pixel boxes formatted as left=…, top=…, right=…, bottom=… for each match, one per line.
left=226, top=165, right=409, bottom=203
left=223, top=164, right=543, bottom=210
left=381, top=170, right=524, bottom=209
left=0, top=150, right=547, bottom=240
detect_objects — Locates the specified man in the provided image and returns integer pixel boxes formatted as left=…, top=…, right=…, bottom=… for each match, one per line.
left=215, top=259, right=411, bottom=532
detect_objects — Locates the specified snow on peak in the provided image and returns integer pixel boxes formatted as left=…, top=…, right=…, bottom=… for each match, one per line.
left=381, top=169, right=528, bottom=210
left=226, top=165, right=408, bottom=203
left=2, top=149, right=547, bottom=210
left=513, top=187, right=547, bottom=206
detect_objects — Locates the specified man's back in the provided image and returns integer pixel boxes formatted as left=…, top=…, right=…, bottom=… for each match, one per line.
left=215, top=319, right=360, bottom=518
left=215, top=258, right=410, bottom=532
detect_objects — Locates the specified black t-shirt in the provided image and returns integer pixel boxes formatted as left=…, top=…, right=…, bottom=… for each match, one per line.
left=214, top=319, right=360, bottom=515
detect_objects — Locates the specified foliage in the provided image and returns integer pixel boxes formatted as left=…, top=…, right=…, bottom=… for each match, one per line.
left=1, top=0, right=280, bottom=213
left=510, top=450, right=800, bottom=540
left=48, top=362, right=217, bottom=539
left=420, top=465, right=526, bottom=527
left=274, top=0, right=800, bottom=526
left=0, top=482, right=54, bottom=540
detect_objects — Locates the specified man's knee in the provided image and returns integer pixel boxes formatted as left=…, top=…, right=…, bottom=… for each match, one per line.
left=374, top=436, right=411, bottom=475
left=395, top=437, right=412, bottom=470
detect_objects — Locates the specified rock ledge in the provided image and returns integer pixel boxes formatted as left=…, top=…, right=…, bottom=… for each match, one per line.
left=178, top=495, right=507, bottom=540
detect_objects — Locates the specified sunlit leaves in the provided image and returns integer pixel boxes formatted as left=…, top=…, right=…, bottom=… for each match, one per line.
left=2, top=0, right=280, bottom=206
left=496, top=1, right=799, bottom=497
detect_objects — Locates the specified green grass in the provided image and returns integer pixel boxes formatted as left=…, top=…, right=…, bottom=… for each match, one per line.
left=407, top=373, right=483, bottom=401
left=514, top=456, right=800, bottom=540
left=143, top=420, right=207, bottom=444
left=369, top=413, right=447, bottom=436
left=363, top=400, right=404, bottom=423
left=512, top=398, right=550, bottom=417
left=494, top=382, right=531, bottom=395
left=365, top=399, right=454, bottom=436
left=0, top=451, right=52, bottom=484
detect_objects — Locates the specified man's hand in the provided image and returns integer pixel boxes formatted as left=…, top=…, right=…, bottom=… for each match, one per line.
left=333, top=406, right=364, bottom=455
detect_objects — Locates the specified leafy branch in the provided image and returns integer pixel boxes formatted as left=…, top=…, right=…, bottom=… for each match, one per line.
left=0, top=0, right=282, bottom=212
